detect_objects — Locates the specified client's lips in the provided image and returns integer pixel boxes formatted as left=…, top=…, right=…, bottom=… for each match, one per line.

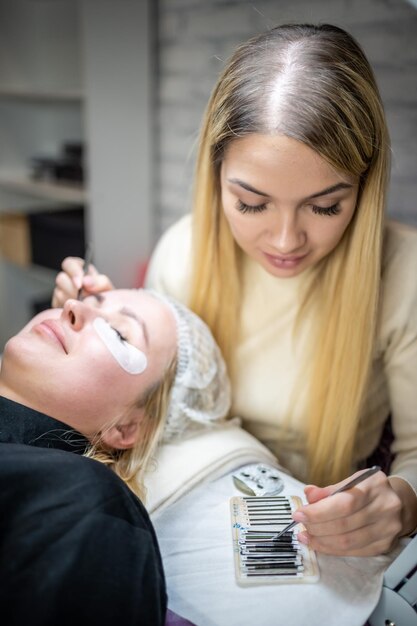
left=37, top=320, right=68, bottom=353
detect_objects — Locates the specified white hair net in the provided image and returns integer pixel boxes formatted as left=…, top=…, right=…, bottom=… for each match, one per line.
left=148, top=290, right=231, bottom=442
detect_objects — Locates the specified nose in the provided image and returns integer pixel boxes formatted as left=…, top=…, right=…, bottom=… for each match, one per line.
left=62, top=298, right=97, bottom=330
left=268, top=210, right=306, bottom=254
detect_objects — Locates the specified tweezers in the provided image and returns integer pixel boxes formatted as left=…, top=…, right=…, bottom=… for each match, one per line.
left=77, top=242, right=94, bottom=300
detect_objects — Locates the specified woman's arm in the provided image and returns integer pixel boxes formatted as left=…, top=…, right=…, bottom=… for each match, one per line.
left=295, top=224, right=417, bottom=556
left=382, top=223, right=417, bottom=532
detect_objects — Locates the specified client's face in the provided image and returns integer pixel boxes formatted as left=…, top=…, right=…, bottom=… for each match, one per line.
left=0, top=289, right=176, bottom=441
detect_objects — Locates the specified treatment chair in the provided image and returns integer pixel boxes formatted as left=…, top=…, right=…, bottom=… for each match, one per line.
left=368, top=534, right=417, bottom=626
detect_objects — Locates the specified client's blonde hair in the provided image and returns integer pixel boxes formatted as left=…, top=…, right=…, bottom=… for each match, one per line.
left=86, top=359, right=177, bottom=500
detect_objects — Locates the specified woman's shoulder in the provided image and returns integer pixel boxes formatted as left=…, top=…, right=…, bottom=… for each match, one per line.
left=145, top=214, right=192, bottom=301
left=383, top=220, right=417, bottom=271
left=379, top=220, right=417, bottom=342
left=154, top=213, right=192, bottom=249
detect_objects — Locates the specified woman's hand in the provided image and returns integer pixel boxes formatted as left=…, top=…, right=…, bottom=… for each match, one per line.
left=52, top=256, right=114, bottom=307
left=291, top=469, right=413, bottom=556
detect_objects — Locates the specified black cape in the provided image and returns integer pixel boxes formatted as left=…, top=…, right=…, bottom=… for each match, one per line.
left=0, top=396, right=167, bottom=626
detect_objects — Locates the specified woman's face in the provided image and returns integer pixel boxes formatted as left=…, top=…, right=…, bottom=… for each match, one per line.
left=0, top=289, right=176, bottom=442
left=221, top=134, right=359, bottom=278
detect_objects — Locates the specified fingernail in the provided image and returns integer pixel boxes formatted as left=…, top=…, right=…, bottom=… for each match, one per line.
left=83, top=276, right=95, bottom=287
left=297, top=531, right=309, bottom=544
left=293, top=511, right=307, bottom=523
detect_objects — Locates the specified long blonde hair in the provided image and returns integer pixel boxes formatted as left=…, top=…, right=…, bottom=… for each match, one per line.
left=86, top=359, right=177, bottom=500
left=189, top=24, right=390, bottom=485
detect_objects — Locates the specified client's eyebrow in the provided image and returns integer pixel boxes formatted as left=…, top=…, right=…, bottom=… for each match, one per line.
left=120, top=307, right=149, bottom=348
left=88, top=294, right=150, bottom=348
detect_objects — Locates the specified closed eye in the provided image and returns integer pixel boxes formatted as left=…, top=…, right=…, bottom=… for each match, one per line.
left=236, top=199, right=268, bottom=214
left=311, top=203, right=341, bottom=216
left=98, top=318, right=129, bottom=344
left=110, top=326, right=127, bottom=343
left=83, top=296, right=132, bottom=345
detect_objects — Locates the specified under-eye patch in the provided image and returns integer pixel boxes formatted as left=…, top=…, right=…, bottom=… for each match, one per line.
left=93, top=317, right=147, bottom=375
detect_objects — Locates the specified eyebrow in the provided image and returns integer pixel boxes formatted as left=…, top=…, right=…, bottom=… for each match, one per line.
left=120, top=307, right=149, bottom=348
left=89, top=294, right=150, bottom=348
left=228, top=178, right=353, bottom=200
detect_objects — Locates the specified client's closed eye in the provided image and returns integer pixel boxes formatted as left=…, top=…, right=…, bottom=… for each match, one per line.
left=111, top=326, right=128, bottom=343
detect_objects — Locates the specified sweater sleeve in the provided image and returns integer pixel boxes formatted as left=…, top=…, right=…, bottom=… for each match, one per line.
left=145, top=213, right=193, bottom=304
left=380, top=222, right=417, bottom=494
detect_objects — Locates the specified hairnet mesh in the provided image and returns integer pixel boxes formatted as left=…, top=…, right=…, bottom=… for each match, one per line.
left=148, top=290, right=231, bottom=442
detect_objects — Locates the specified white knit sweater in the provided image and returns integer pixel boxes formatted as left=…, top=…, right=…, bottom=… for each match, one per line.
left=146, top=215, right=417, bottom=493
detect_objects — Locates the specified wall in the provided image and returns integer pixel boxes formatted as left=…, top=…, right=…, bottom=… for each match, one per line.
left=155, top=0, right=417, bottom=236
left=80, top=0, right=154, bottom=288
left=0, top=0, right=155, bottom=349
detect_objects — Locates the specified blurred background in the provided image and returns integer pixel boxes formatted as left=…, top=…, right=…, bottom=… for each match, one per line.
left=0, top=0, right=416, bottom=350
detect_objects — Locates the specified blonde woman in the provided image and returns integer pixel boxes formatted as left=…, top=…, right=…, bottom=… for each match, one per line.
left=53, top=24, right=417, bottom=557
left=0, top=288, right=229, bottom=626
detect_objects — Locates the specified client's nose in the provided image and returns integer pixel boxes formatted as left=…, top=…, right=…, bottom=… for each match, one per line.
left=62, top=299, right=97, bottom=331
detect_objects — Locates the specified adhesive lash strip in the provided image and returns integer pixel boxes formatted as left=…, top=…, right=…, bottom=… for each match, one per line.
left=230, top=495, right=320, bottom=585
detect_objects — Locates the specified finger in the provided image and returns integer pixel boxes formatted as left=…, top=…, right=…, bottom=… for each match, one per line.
left=60, top=257, right=104, bottom=292
left=298, top=486, right=403, bottom=553
left=304, top=468, right=378, bottom=505
left=304, top=484, right=333, bottom=504
left=55, top=270, right=82, bottom=294
left=51, top=288, right=66, bottom=308
left=298, top=522, right=399, bottom=556
left=82, top=274, right=114, bottom=293
left=61, top=256, right=85, bottom=279
left=297, top=471, right=385, bottom=524
left=83, top=263, right=99, bottom=277
left=298, top=497, right=375, bottom=537
left=298, top=530, right=371, bottom=556
left=52, top=285, right=76, bottom=308
left=295, top=488, right=369, bottom=527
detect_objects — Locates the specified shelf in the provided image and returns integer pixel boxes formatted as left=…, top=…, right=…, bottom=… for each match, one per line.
left=0, top=174, right=86, bottom=205
left=0, top=88, right=84, bottom=103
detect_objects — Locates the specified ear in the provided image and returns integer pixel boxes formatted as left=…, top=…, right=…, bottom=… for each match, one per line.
left=100, top=408, right=144, bottom=450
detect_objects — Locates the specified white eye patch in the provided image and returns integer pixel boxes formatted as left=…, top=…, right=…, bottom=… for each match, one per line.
left=93, top=317, right=147, bottom=375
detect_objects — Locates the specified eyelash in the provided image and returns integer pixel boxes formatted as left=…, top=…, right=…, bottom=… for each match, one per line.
left=311, top=203, right=341, bottom=216
left=236, top=200, right=342, bottom=217
left=236, top=200, right=267, bottom=214
left=81, top=295, right=129, bottom=343
left=111, top=327, right=127, bottom=343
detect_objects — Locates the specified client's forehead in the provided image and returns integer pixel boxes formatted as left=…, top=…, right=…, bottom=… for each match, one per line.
left=101, top=289, right=171, bottom=320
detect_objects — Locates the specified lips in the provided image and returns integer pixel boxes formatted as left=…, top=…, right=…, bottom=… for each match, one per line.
left=36, top=320, right=68, bottom=353
left=263, top=251, right=308, bottom=269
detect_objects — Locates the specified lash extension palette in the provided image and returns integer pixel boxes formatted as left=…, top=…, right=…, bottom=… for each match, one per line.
left=230, top=495, right=320, bottom=585
left=232, top=463, right=284, bottom=497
